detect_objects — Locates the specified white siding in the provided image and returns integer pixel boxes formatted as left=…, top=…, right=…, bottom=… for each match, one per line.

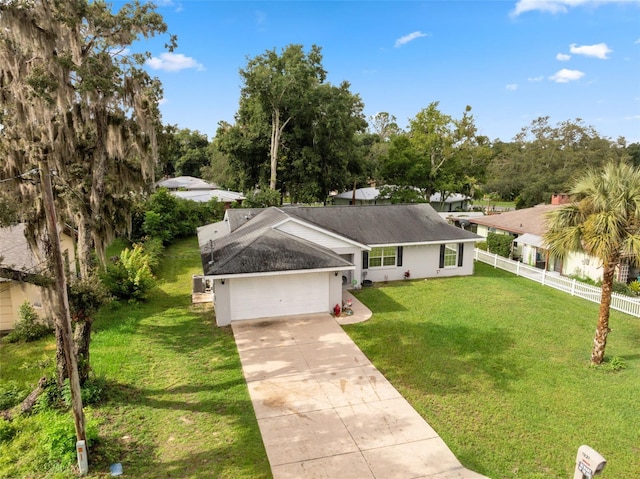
left=363, top=243, right=475, bottom=283
left=275, top=221, right=357, bottom=251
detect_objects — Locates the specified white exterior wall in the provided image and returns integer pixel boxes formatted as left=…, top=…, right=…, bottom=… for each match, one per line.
left=213, top=271, right=339, bottom=326
left=363, top=242, right=475, bottom=283
left=476, top=225, right=490, bottom=238
left=276, top=220, right=366, bottom=288
left=212, top=279, right=232, bottom=326
left=562, top=251, right=603, bottom=282
left=276, top=221, right=359, bottom=250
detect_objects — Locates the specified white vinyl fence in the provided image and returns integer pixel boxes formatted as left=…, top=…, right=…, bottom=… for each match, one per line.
left=474, top=249, right=640, bottom=318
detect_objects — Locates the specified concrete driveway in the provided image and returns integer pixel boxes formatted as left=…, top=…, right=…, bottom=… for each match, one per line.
left=232, top=310, right=489, bottom=479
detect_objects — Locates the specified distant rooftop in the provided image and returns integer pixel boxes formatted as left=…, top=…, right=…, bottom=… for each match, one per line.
left=156, top=176, right=218, bottom=190
left=333, top=186, right=469, bottom=203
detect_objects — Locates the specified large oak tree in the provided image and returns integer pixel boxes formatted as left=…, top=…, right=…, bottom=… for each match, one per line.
left=0, top=0, right=171, bottom=384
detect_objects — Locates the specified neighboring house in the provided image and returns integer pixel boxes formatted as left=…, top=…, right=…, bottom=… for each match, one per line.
left=197, top=204, right=481, bottom=326
left=156, top=175, right=245, bottom=208
left=467, top=195, right=631, bottom=282
left=172, top=189, right=245, bottom=208
left=0, top=223, right=77, bottom=332
left=331, top=186, right=470, bottom=212
left=156, top=176, right=218, bottom=190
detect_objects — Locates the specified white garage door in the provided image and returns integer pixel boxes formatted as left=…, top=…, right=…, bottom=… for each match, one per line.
left=229, top=272, right=329, bottom=321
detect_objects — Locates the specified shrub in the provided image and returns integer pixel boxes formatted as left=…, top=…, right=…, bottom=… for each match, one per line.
left=592, top=356, right=627, bottom=373
left=0, top=381, right=27, bottom=410
left=628, top=280, right=640, bottom=296
left=139, top=188, right=224, bottom=244
left=101, top=243, right=156, bottom=301
left=612, top=281, right=633, bottom=296
left=0, top=419, right=16, bottom=443
left=38, top=411, right=99, bottom=471
left=486, top=232, right=513, bottom=258
left=140, top=236, right=164, bottom=274
left=243, top=188, right=281, bottom=207
left=61, top=377, right=107, bottom=407
left=3, top=301, right=52, bottom=343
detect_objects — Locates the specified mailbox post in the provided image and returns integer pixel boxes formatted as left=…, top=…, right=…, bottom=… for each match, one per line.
left=573, top=445, right=606, bottom=479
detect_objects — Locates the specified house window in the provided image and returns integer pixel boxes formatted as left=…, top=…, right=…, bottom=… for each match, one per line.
left=443, top=244, right=457, bottom=267
left=439, top=243, right=464, bottom=268
left=369, top=246, right=397, bottom=268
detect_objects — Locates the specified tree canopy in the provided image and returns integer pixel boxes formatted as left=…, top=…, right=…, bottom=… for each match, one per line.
left=381, top=102, right=488, bottom=203
left=485, top=117, right=628, bottom=208
left=0, top=0, right=172, bottom=276
left=217, top=44, right=367, bottom=203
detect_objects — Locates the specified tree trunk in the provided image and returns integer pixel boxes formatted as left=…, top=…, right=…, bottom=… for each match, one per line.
left=269, top=110, right=291, bottom=191
left=73, top=318, right=92, bottom=386
left=1, top=377, right=48, bottom=421
left=270, top=110, right=280, bottom=190
left=591, top=261, right=615, bottom=365
left=55, top=325, right=69, bottom=386
left=76, top=214, right=94, bottom=280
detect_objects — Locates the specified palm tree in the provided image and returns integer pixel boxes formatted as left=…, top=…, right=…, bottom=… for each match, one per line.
left=544, top=162, right=640, bottom=364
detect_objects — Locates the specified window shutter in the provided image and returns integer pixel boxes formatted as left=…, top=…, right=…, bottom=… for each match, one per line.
left=439, top=244, right=445, bottom=268
left=362, top=251, right=369, bottom=269
left=397, top=246, right=403, bottom=267
left=458, top=243, right=464, bottom=267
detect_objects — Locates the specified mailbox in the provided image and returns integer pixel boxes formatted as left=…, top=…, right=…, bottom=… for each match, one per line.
left=573, top=445, right=606, bottom=479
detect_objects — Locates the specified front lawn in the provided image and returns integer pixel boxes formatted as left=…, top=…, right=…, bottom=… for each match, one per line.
left=347, top=262, right=639, bottom=479
left=0, top=237, right=270, bottom=478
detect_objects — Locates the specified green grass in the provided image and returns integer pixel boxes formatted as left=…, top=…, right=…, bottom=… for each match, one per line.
left=0, top=237, right=270, bottom=478
left=346, top=262, right=640, bottom=479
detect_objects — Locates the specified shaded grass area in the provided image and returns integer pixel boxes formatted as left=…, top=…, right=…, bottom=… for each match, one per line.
left=347, top=262, right=640, bottom=479
left=1, top=237, right=270, bottom=478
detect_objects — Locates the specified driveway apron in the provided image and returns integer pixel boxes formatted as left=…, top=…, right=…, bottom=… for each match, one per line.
left=232, top=312, right=489, bottom=479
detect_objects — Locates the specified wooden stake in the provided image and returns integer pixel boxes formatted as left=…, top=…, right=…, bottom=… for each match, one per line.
left=39, top=161, right=87, bottom=445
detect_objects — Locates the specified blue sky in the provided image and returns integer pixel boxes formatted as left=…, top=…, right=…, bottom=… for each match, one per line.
left=134, top=0, right=640, bottom=143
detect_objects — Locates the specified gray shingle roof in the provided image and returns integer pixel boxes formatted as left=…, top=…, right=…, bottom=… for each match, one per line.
left=282, top=204, right=480, bottom=245
left=200, top=208, right=352, bottom=276
left=0, top=224, right=40, bottom=273
left=200, top=204, right=480, bottom=276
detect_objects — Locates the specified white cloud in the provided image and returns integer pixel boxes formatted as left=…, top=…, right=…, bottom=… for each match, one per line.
left=635, top=38, right=640, bottom=44
left=255, top=10, right=267, bottom=25
left=394, top=31, right=429, bottom=48
left=512, top=0, right=632, bottom=16
left=549, top=68, right=585, bottom=83
left=506, top=83, right=518, bottom=91
left=146, top=52, right=204, bottom=72
left=556, top=53, right=571, bottom=61
left=528, top=76, right=544, bottom=82
left=158, top=97, right=168, bottom=106
left=155, top=0, right=182, bottom=11
left=624, top=115, right=640, bottom=120
left=570, top=43, right=612, bottom=59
